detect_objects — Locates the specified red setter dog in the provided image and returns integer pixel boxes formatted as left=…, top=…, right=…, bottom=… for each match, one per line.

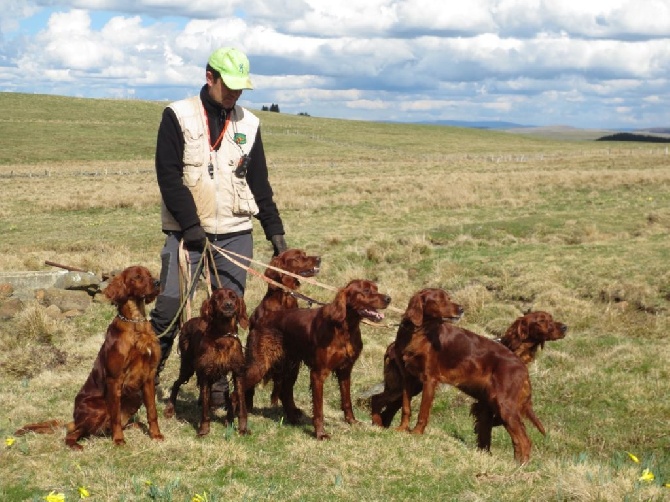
left=245, top=248, right=321, bottom=409
left=163, top=288, right=249, bottom=436
left=370, top=288, right=463, bottom=428
left=16, top=266, right=163, bottom=449
left=371, top=306, right=567, bottom=428
left=241, top=279, right=391, bottom=439
left=392, top=288, right=546, bottom=464
left=498, top=311, right=568, bottom=364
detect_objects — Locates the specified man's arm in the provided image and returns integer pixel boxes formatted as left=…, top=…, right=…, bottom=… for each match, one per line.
left=155, top=107, right=200, bottom=231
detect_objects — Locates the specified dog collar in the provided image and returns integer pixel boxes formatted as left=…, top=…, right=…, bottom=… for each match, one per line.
left=117, top=314, right=148, bottom=323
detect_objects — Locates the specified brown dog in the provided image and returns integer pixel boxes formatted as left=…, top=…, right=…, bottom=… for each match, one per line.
left=394, top=288, right=546, bottom=464
left=241, top=279, right=391, bottom=439
left=498, top=311, right=568, bottom=364
left=163, top=288, right=249, bottom=436
left=370, top=288, right=463, bottom=427
left=245, top=248, right=321, bottom=409
left=16, top=266, right=164, bottom=449
left=371, top=307, right=567, bottom=427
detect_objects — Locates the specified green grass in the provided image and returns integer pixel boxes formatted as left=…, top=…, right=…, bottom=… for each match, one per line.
left=0, top=92, right=669, bottom=501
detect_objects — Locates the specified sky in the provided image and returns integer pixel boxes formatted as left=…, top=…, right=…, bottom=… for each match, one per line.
left=1, top=0, right=669, bottom=129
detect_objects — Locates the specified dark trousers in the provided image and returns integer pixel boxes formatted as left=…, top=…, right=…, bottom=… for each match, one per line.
left=150, top=232, right=252, bottom=396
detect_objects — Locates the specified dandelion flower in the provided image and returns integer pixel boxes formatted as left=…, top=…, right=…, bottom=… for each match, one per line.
left=193, top=492, right=208, bottom=502
left=5, top=437, right=15, bottom=447
left=78, top=486, right=90, bottom=498
left=639, top=469, right=655, bottom=482
left=44, top=491, right=65, bottom=502
left=626, top=451, right=640, bottom=463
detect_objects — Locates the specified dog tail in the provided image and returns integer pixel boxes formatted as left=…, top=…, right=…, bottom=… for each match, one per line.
left=524, top=405, right=545, bottom=436
left=14, top=419, right=65, bottom=436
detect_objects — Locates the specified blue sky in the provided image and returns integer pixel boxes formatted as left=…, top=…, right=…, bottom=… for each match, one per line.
left=1, top=0, right=669, bottom=129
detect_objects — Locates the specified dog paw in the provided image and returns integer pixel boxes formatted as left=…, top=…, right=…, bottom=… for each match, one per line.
left=285, top=407, right=305, bottom=424
left=65, top=441, right=84, bottom=451
left=163, top=404, right=175, bottom=418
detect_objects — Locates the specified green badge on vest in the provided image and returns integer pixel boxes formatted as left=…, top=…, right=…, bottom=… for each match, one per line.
left=233, top=133, right=247, bottom=145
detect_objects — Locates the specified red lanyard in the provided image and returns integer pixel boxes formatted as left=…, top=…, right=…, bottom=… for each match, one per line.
left=203, top=106, right=230, bottom=151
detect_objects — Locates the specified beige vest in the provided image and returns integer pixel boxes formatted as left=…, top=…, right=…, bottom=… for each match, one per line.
left=161, top=96, right=260, bottom=235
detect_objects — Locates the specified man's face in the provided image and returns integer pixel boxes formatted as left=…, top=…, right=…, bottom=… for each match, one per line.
left=207, top=71, right=243, bottom=109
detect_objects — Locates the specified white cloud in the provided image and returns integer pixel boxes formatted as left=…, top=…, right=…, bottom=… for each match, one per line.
left=0, top=0, right=668, bottom=128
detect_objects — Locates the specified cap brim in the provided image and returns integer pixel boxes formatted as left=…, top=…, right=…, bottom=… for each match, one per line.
left=222, top=75, right=254, bottom=90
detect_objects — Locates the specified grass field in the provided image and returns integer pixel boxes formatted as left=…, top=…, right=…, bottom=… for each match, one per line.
left=0, top=92, right=669, bottom=501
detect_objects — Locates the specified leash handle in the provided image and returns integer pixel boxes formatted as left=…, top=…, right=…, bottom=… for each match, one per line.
left=155, top=241, right=209, bottom=338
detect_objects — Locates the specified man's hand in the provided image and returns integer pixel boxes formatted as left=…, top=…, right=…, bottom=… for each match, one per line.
left=270, top=234, right=288, bottom=256
left=183, top=225, right=207, bottom=252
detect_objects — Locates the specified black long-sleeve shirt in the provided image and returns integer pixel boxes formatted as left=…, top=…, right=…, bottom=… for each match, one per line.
left=155, top=85, right=285, bottom=240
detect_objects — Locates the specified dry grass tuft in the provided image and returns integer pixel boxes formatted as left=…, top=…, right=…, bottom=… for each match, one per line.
left=0, top=305, right=70, bottom=378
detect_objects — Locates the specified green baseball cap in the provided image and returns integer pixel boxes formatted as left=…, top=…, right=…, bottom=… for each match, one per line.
left=208, top=47, right=254, bottom=90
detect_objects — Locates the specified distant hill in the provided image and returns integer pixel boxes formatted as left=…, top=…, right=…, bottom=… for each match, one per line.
left=636, top=127, right=670, bottom=135
left=597, top=132, right=670, bottom=143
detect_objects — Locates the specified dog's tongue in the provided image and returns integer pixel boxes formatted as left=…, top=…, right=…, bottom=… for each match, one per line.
left=359, top=309, right=384, bottom=322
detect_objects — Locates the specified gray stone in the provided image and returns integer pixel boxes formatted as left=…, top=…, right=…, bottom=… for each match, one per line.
left=0, top=270, right=68, bottom=299
left=37, top=288, right=92, bottom=312
left=54, top=271, right=101, bottom=291
left=0, top=298, right=24, bottom=320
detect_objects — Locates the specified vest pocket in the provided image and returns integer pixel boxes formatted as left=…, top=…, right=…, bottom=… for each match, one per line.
left=231, top=177, right=259, bottom=216
left=183, top=129, right=205, bottom=167
left=182, top=167, right=202, bottom=187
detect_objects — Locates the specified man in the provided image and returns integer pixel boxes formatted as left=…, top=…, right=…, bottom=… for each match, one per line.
left=151, top=47, right=287, bottom=405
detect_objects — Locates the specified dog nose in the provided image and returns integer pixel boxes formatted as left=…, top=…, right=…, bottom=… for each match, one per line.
left=560, top=324, right=568, bottom=333
left=458, top=306, right=464, bottom=316
left=153, top=280, right=160, bottom=288
left=383, top=295, right=392, bottom=305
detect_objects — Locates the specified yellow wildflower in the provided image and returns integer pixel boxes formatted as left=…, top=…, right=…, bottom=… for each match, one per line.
left=193, top=492, right=209, bottom=502
left=626, top=451, right=639, bottom=463
left=639, top=469, right=655, bottom=482
left=5, top=437, right=15, bottom=447
left=44, top=491, right=65, bottom=502
left=78, top=486, right=90, bottom=498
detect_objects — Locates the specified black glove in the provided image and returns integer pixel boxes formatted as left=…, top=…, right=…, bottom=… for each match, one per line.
left=182, top=224, right=207, bottom=252
left=270, top=234, right=288, bottom=256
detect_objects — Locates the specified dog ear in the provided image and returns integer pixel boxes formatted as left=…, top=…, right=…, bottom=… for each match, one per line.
left=281, top=274, right=299, bottom=290
left=502, top=317, right=528, bottom=350
left=200, top=296, right=213, bottom=321
left=323, top=288, right=347, bottom=323
left=265, top=256, right=283, bottom=289
left=403, top=293, right=424, bottom=327
left=237, top=296, right=249, bottom=330
left=104, top=272, right=128, bottom=306
left=266, top=268, right=282, bottom=285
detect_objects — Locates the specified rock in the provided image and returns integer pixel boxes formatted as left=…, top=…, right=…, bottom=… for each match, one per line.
left=54, top=271, right=101, bottom=291
left=44, top=304, right=64, bottom=319
left=0, top=283, right=13, bottom=300
left=37, top=288, right=92, bottom=312
left=0, top=298, right=24, bottom=320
